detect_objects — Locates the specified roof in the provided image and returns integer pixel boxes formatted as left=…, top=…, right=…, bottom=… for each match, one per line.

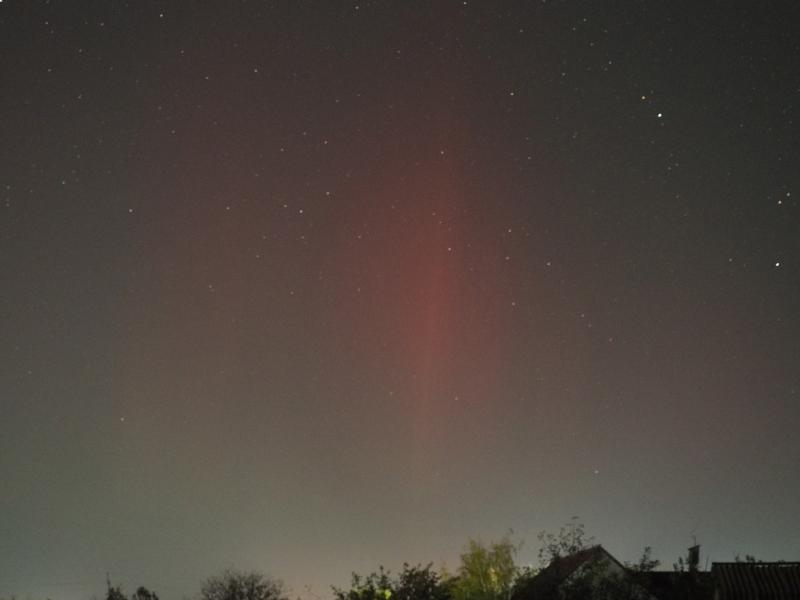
left=712, top=563, right=800, bottom=600
left=513, top=545, right=638, bottom=600
left=512, top=546, right=607, bottom=600
left=540, top=545, right=625, bottom=582
left=637, top=571, right=715, bottom=600
left=516, top=546, right=716, bottom=600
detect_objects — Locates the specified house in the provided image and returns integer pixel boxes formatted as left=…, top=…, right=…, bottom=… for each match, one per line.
left=514, top=545, right=658, bottom=600
left=517, top=545, right=800, bottom=600
left=711, top=562, right=800, bottom=600
left=515, top=545, right=714, bottom=600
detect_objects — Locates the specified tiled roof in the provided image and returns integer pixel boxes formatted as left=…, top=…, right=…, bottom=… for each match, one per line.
left=712, top=563, right=800, bottom=600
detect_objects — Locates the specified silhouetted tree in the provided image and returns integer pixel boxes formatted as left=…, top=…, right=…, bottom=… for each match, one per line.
left=536, top=517, right=592, bottom=567
left=395, top=564, right=452, bottom=600
left=514, top=521, right=657, bottom=600
left=626, top=547, right=660, bottom=573
left=673, top=549, right=700, bottom=572
left=734, top=554, right=759, bottom=563
left=132, top=587, right=159, bottom=600
left=333, top=567, right=394, bottom=600
left=333, top=564, right=451, bottom=600
left=451, top=536, right=520, bottom=600
left=201, top=569, right=287, bottom=600
left=107, top=585, right=127, bottom=600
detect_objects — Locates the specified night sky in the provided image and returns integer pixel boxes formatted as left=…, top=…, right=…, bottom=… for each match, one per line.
left=2, top=1, right=799, bottom=599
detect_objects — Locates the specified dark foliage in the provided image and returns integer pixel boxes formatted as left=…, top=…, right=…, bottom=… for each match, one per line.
left=333, top=563, right=451, bottom=600
left=132, top=587, right=159, bottom=600
left=536, top=518, right=593, bottom=568
left=107, top=586, right=127, bottom=600
left=200, top=569, right=287, bottom=600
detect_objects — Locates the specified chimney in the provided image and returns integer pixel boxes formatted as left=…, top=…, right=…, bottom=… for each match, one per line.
left=688, top=545, right=700, bottom=572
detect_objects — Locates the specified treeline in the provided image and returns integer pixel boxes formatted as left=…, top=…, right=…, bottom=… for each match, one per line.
left=6, top=520, right=766, bottom=600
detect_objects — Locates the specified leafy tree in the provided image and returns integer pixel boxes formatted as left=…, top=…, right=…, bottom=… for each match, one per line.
left=395, top=564, right=452, bottom=600
left=333, top=564, right=450, bottom=600
left=201, top=569, right=287, bottom=600
left=451, top=536, right=520, bottom=600
left=333, top=567, right=394, bottom=600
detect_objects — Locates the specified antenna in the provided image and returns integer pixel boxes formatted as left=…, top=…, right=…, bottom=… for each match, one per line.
left=690, top=517, right=702, bottom=541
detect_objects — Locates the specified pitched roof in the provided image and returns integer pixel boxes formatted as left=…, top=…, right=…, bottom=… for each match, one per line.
left=712, top=563, right=800, bottom=600
left=518, top=546, right=716, bottom=600
left=541, top=545, right=626, bottom=581
left=514, top=545, right=634, bottom=600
